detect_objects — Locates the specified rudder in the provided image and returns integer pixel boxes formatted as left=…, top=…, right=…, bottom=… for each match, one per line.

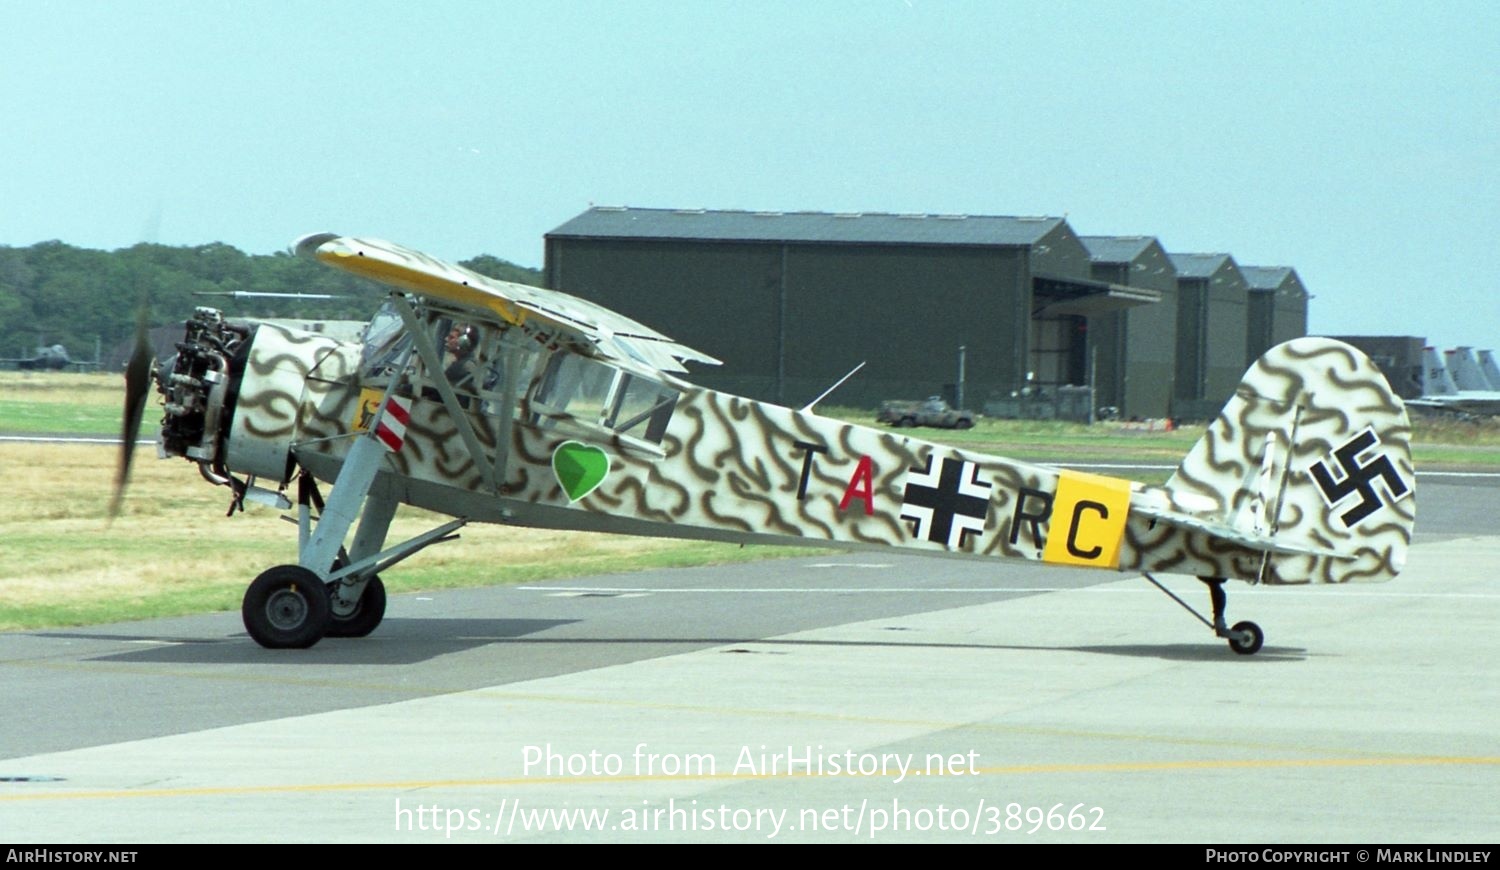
left=1164, top=337, right=1415, bottom=584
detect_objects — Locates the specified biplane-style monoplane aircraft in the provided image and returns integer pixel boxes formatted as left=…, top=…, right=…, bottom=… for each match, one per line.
left=116, top=233, right=1416, bottom=654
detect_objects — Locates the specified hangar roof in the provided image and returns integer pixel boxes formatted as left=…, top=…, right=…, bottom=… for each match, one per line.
left=1168, top=252, right=1237, bottom=279
left=548, top=206, right=1068, bottom=247
left=1241, top=265, right=1304, bottom=295
left=1079, top=235, right=1158, bottom=263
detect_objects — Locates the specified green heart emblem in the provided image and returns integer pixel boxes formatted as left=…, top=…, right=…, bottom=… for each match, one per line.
left=552, top=441, right=611, bottom=503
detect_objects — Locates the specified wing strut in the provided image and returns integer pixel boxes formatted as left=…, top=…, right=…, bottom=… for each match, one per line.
left=296, top=339, right=414, bottom=580
left=391, top=294, right=499, bottom=492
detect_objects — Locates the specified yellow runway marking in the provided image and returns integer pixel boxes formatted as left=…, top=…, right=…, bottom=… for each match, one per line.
left=4, top=755, right=1497, bottom=803
left=1, top=658, right=1482, bottom=761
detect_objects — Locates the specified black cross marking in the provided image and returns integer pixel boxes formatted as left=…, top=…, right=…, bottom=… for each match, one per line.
left=900, top=456, right=990, bottom=547
left=1309, top=428, right=1410, bottom=527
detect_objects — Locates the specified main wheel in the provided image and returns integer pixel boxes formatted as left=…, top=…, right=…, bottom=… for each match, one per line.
left=243, top=565, right=331, bottom=649
left=325, top=576, right=387, bottom=638
left=1227, top=620, right=1264, bottom=656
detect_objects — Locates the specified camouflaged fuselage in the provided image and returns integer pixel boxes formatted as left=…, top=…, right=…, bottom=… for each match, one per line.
left=222, top=325, right=1413, bottom=586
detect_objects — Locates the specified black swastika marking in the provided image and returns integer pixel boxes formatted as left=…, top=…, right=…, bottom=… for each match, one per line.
left=1309, top=428, right=1410, bottom=527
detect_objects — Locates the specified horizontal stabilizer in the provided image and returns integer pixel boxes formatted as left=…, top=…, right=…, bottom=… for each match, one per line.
left=1130, top=502, right=1348, bottom=560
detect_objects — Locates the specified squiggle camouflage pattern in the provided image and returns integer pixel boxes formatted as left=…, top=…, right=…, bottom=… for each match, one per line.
left=1125, top=338, right=1413, bottom=583
left=201, top=315, right=1412, bottom=586
left=155, top=237, right=1413, bottom=588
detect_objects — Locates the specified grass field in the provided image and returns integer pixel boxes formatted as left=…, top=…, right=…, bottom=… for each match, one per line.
left=0, top=442, right=816, bottom=631
left=2, top=372, right=1497, bottom=631
left=0, top=372, right=125, bottom=436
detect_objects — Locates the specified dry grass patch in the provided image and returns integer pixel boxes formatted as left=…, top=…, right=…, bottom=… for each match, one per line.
left=0, top=444, right=808, bottom=630
left=0, top=372, right=122, bottom=403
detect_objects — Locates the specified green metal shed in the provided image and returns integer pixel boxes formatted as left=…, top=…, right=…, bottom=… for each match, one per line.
left=545, top=207, right=1158, bottom=411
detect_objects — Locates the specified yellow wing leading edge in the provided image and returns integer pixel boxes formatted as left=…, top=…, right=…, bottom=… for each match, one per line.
left=294, top=233, right=721, bottom=374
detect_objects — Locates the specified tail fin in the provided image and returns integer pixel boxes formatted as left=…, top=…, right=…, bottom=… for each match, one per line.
left=1163, top=338, right=1415, bottom=584
left=1448, top=347, right=1492, bottom=392
left=1424, top=347, right=1459, bottom=396
left=1479, top=350, right=1500, bottom=391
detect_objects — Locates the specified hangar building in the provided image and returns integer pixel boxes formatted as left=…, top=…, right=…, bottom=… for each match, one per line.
left=1080, top=236, right=1179, bottom=419
left=1242, top=266, right=1310, bottom=361
left=1330, top=335, right=1425, bottom=399
left=545, top=207, right=1160, bottom=409
left=1168, top=252, right=1250, bottom=420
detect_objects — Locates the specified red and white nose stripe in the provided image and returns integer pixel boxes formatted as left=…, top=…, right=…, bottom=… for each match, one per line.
left=374, top=396, right=411, bottom=452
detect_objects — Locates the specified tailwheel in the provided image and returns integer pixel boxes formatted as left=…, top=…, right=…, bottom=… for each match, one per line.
left=326, top=576, right=387, bottom=638
left=1143, top=573, right=1268, bottom=656
left=1227, top=620, right=1264, bottom=656
left=243, top=565, right=331, bottom=649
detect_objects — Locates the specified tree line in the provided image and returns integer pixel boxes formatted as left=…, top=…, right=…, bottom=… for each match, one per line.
left=0, top=241, right=542, bottom=364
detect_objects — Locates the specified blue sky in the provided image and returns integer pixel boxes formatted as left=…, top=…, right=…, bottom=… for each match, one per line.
left=2, top=0, right=1495, bottom=343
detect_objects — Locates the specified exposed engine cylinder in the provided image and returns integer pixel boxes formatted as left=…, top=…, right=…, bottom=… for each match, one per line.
left=155, top=308, right=252, bottom=474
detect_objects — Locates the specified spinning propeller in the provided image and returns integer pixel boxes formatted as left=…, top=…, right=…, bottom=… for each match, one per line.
left=110, top=302, right=155, bottom=520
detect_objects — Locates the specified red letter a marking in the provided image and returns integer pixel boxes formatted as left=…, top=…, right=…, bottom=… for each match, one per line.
left=839, top=455, right=875, bottom=516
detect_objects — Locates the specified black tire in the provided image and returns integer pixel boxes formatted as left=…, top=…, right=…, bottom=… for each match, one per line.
left=242, top=565, right=331, bottom=649
left=898, top=416, right=916, bottom=428
left=954, top=417, right=974, bottom=430
left=1227, top=620, right=1264, bottom=656
left=325, top=576, right=387, bottom=638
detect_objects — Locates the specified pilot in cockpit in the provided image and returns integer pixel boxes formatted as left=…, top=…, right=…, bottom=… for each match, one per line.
left=444, top=324, right=478, bottom=387
left=429, top=322, right=478, bottom=408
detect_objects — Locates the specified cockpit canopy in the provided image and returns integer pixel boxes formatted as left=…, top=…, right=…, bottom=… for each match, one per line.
left=358, top=300, right=680, bottom=451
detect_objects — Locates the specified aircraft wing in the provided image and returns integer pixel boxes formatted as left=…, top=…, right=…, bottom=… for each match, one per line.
left=295, top=233, right=721, bottom=374
left=1407, top=394, right=1500, bottom=417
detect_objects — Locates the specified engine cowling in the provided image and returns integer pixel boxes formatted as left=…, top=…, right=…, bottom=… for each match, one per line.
left=155, top=308, right=360, bottom=486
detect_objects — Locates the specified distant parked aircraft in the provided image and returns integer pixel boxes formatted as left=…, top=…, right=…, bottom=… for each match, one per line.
left=1408, top=347, right=1500, bottom=417
left=1478, top=350, right=1500, bottom=391
left=1, top=344, right=70, bottom=371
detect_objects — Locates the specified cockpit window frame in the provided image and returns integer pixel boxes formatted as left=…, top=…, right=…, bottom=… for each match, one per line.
left=528, top=349, right=679, bottom=452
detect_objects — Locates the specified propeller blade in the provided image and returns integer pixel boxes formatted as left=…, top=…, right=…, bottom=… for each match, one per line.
left=110, top=310, right=154, bottom=520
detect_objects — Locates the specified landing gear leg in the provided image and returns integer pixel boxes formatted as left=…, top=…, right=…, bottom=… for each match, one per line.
left=1142, top=572, right=1264, bottom=656
left=326, top=480, right=398, bottom=638
left=240, top=456, right=465, bottom=649
left=1198, top=576, right=1263, bottom=656
left=238, top=437, right=388, bottom=650
left=1202, top=577, right=1229, bottom=633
